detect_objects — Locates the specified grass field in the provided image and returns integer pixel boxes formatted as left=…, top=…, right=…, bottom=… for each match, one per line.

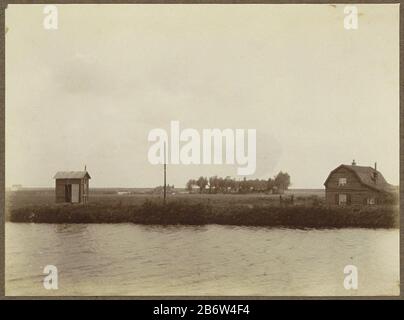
left=6, top=188, right=325, bottom=211
left=5, top=188, right=399, bottom=229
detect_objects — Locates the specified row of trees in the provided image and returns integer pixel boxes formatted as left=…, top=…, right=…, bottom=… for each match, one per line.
left=186, top=172, right=291, bottom=194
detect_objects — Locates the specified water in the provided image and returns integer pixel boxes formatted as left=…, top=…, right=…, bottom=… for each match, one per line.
left=6, top=223, right=399, bottom=296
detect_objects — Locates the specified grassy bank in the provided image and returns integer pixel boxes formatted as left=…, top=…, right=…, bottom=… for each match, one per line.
left=7, top=199, right=399, bottom=229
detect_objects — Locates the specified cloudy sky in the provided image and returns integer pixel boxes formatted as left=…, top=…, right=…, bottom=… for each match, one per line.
left=6, top=4, right=399, bottom=188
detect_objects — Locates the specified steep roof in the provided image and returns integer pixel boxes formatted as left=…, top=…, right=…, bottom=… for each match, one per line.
left=324, top=164, right=396, bottom=193
left=53, top=171, right=91, bottom=179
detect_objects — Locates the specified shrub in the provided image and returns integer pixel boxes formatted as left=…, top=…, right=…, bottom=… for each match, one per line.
left=7, top=201, right=399, bottom=229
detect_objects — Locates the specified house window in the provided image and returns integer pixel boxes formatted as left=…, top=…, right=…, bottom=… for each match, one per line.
left=367, top=198, right=376, bottom=205
left=338, top=178, right=347, bottom=186
left=338, top=194, right=347, bottom=205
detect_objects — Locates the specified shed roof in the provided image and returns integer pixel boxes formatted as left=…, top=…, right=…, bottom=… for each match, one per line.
left=53, top=171, right=91, bottom=179
left=324, top=164, right=395, bottom=193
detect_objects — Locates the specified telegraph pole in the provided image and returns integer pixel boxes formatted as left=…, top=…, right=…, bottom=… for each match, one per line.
left=163, top=141, right=167, bottom=204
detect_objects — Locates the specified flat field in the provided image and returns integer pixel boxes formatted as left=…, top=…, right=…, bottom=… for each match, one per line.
left=6, top=188, right=325, bottom=211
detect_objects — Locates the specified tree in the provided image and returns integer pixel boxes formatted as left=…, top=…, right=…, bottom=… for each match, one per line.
left=223, top=176, right=234, bottom=193
left=186, top=179, right=196, bottom=192
left=274, top=172, right=291, bottom=191
left=239, top=177, right=249, bottom=193
left=267, top=178, right=275, bottom=191
left=196, top=176, right=208, bottom=193
left=209, top=176, right=219, bottom=194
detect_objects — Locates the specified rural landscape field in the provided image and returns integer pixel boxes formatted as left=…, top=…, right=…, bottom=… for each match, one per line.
left=6, top=188, right=325, bottom=209
left=5, top=188, right=399, bottom=229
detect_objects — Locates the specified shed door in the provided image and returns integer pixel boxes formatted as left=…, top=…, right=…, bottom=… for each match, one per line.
left=71, top=184, right=80, bottom=203
left=65, top=184, right=72, bottom=202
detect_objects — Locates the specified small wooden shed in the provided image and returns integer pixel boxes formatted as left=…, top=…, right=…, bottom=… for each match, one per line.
left=53, top=171, right=91, bottom=204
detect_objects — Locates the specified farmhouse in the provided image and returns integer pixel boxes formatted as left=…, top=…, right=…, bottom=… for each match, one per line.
left=324, top=161, right=396, bottom=206
left=53, top=170, right=91, bottom=204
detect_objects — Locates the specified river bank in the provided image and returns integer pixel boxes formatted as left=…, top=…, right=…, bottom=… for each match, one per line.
left=7, top=199, right=399, bottom=229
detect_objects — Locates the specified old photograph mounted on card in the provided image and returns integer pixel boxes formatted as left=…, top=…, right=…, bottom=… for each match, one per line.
left=4, top=4, right=399, bottom=296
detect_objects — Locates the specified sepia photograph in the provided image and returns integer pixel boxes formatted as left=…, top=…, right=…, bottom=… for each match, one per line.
left=4, top=3, right=400, bottom=297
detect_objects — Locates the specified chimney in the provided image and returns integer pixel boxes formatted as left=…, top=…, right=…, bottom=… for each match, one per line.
left=352, top=160, right=356, bottom=166
left=373, top=162, right=378, bottom=182
left=84, top=164, right=87, bottom=172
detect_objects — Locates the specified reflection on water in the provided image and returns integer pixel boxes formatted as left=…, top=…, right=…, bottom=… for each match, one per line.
left=6, top=223, right=399, bottom=296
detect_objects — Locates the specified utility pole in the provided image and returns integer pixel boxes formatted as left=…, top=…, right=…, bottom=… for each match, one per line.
left=164, top=141, right=167, bottom=204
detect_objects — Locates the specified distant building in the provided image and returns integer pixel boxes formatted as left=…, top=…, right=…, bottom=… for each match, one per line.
left=324, top=161, right=396, bottom=206
left=53, top=171, right=91, bottom=204
left=117, top=191, right=131, bottom=195
left=11, top=184, right=23, bottom=191
left=188, top=185, right=200, bottom=193
left=152, top=185, right=175, bottom=195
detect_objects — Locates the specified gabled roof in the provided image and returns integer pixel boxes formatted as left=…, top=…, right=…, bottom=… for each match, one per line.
left=53, top=171, right=91, bottom=179
left=324, top=164, right=395, bottom=193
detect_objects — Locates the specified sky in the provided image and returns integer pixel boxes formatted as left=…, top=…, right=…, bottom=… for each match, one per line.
left=5, top=4, right=399, bottom=188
